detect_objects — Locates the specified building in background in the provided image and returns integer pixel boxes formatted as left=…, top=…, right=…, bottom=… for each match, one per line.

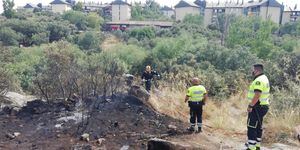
left=282, top=4, right=300, bottom=24
left=175, top=0, right=200, bottom=21
left=23, top=3, right=37, bottom=12
left=83, top=2, right=110, bottom=12
left=244, top=0, right=282, bottom=24
left=111, top=0, right=131, bottom=21
left=11, top=0, right=300, bottom=26
left=204, top=1, right=244, bottom=26
left=175, top=0, right=288, bottom=26
left=50, top=0, right=72, bottom=14
left=160, top=6, right=175, bottom=18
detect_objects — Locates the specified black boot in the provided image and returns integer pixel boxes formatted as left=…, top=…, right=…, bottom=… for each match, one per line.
left=195, top=127, right=202, bottom=133
left=187, top=126, right=194, bottom=132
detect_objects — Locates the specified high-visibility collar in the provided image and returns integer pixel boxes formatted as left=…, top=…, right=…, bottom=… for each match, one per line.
left=253, top=73, right=264, bottom=80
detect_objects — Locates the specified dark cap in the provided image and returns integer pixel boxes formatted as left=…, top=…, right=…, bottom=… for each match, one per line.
left=253, top=64, right=264, bottom=71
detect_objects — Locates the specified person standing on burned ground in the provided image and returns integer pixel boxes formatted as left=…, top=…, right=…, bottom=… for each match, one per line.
left=141, top=65, right=160, bottom=92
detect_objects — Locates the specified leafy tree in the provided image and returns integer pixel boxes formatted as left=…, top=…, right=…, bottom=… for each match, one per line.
left=151, top=37, right=186, bottom=72
left=196, top=45, right=259, bottom=72
left=144, top=0, right=161, bottom=16
left=0, top=27, right=21, bottom=46
left=182, top=14, right=203, bottom=25
left=73, top=2, right=83, bottom=11
left=131, top=2, right=144, bottom=20
left=86, top=13, right=104, bottom=29
left=8, top=46, right=44, bottom=91
left=63, top=11, right=88, bottom=30
left=129, top=27, right=155, bottom=41
left=84, top=52, right=127, bottom=97
left=2, top=0, right=15, bottom=18
left=279, top=21, right=300, bottom=36
left=37, top=3, right=42, bottom=8
left=47, top=21, right=73, bottom=42
left=32, top=41, right=85, bottom=100
left=0, top=46, right=16, bottom=93
left=280, top=35, right=298, bottom=52
left=226, top=16, right=278, bottom=58
left=31, top=32, right=49, bottom=45
left=214, top=14, right=236, bottom=45
left=77, top=31, right=102, bottom=52
left=131, top=0, right=169, bottom=21
left=2, top=19, right=48, bottom=46
left=109, top=44, right=147, bottom=73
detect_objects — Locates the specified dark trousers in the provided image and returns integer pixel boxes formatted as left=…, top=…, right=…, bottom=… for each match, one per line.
left=145, top=80, right=151, bottom=91
left=188, top=101, right=203, bottom=126
left=247, top=105, right=269, bottom=144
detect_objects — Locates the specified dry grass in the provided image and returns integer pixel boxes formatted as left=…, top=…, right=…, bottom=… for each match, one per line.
left=101, top=35, right=120, bottom=51
left=148, top=88, right=248, bottom=133
left=148, top=87, right=300, bottom=143
left=264, top=107, right=300, bottom=143
left=203, top=94, right=247, bottom=133
left=267, top=108, right=300, bottom=132
left=149, top=87, right=189, bottom=122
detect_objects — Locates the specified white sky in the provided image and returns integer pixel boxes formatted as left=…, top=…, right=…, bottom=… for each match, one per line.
left=0, top=0, right=299, bottom=13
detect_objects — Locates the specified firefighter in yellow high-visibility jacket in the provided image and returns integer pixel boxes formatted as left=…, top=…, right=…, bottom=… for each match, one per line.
left=246, top=64, right=270, bottom=150
left=185, top=77, right=208, bottom=133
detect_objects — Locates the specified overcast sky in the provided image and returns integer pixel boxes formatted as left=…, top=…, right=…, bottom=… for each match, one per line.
left=0, top=0, right=299, bottom=13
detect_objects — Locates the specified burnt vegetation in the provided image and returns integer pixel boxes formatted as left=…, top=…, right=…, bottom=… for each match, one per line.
left=0, top=0, right=300, bottom=149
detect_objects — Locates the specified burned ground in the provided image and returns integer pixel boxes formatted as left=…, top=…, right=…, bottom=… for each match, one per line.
left=0, top=95, right=187, bottom=150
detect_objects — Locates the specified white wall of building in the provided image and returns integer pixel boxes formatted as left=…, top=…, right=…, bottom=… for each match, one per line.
left=260, top=6, right=281, bottom=24
left=175, top=7, right=200, bottom=21
left=162, top=10, right=175, bottom=18
left=112, top=4, right=131, bottom=21
left=51, top=4, right=71, bottom=14
left=204, top=8, right=213, bottom=26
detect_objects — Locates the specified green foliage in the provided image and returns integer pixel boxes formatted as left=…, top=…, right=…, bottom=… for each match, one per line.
left=131, top=2, right=144, bottom=20
left=47, top=21, right=72, bottom=42
left=63, top=11, right=104, bottom=30
left=226, top=16, right=279, bottom=58
left=8, top=46, right=44, bottom=90
left=279, top=21, right=300, bottom=36
left=63, top=11, right=88, bottom=30
left=73, top=2, right=83, bottom=11
left=84, top=52, right=127, bottom=97
left=0, top=46, right=18, bottom=92
left=77, top=31, right=103, bottom=52
left=33, top=41, right=84, bottom=99
left=131, top=0, right=170, bottom=21
left=129, top=27, right=155, bottom=41
left=2, top=0, right=15, bottom=18
left=196, top=45, right=259, bottom=72
left=0, top=11, right=102, bottom=47
left=272, top=81, right=300, bottom=111
left=86, top=13, right=104, bottom=29
left=0, top=27, right=21, bottom=46
left=1, top=19, right=49, bottom=46
left=182, top=14, right=203, bottom=25
left=109, top=44, right=148, bottom=73
left=279, top=35, right=298, bottom=52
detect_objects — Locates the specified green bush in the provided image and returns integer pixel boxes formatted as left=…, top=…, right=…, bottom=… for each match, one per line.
left=63, top=11, right=88, bottom=30
left=77, top=31, right=103, bottom=52
left=129, top=27, right=155, bottom=41
left=182, top=14, right=203, bottom=25
left=0, top=27, right=21, bottom=46
left=108, top=44, right=148, bottom=73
